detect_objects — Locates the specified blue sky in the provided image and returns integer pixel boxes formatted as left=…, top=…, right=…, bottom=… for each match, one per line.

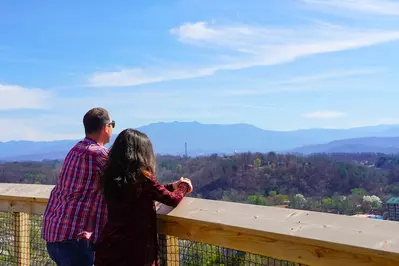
left=2, top=0, right=399, bottom=141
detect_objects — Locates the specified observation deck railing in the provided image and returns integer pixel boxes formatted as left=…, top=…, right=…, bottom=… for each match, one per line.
left=0, top=183, right=398, bottom=265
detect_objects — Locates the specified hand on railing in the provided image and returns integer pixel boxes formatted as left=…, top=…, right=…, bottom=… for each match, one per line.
left=180, top=177, right=193, bottom=194
left=172, top=177, right=184, bottom=190
left=172, top=177, right=193, bottom=194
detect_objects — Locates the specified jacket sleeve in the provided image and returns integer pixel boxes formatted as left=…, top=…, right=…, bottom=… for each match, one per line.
left=147, top=178, right=189, bottom=207
left=163, top=183, right=175, bottom=192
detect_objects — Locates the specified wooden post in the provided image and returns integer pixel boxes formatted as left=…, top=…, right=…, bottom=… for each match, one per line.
left=159, top=234, right=179, bottom=266
left=166, top=236, right=179, bottom=266
left=13, top=212, right=30, bottom=266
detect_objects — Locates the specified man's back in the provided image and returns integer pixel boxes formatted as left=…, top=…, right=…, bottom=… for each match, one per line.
left=42, top=137, right=108, bottom=243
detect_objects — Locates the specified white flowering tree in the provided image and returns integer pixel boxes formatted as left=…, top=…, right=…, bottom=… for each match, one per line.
left=363, top=195, right=382, bottom=209
left=291, top=194, right=307, bottom=209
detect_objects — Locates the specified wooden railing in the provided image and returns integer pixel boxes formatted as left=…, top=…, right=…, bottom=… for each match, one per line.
left=1, top=183, right=399, bottom=265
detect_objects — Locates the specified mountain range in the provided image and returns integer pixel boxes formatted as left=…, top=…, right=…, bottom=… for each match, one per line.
left=2, top=121, right=399, bottom=161
left=292, top=137, right=399, bottom=154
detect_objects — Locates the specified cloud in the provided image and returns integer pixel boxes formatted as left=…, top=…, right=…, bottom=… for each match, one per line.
left=88, top=21, right=399, bottom=87
left=229, top=86, right=315, bottom=95
left=302, top=111, right=346, bottom=118
left=228, top=68, right=381, bottom=95
left=374, top=117, right=399, bottom=125
left=302, top=0, right=399, bottom=16
left=88, top=66, right=217, bottom=87
left=172, top=21, right=399, bottom=55
left=229, top=89, right=268, bottom=95
left=0, top=118, right=82, bottom=141
left=273, top=68, right=382, bottom=86
left=0, top=84, right=52, bottom=110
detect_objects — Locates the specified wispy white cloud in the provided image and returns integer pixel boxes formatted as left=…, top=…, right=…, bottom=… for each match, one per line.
left=0, top=84, right=52, bottom=110
left=229, top=86, right=315, bottom=95
left=88, top=21, right=399, bottom=87
left=88, top=66, right=218, bottom=87
left=273, top=68, right=382, bottom=86
left=302, top=111, right=346, bottom=118
left=229, top=89, right=267, bottom=95
left=302, top=0, right=399, bottom=16
left=172, top=21, right=399, bottom=55
left=0, top=118, right=82, bottom=141
left=374, top=117, right=399, bottom=125
left=228, top=68, right=381, bottom=95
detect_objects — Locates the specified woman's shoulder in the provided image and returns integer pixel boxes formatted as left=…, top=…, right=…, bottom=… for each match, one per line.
left=140, top=170, right=159, bottom=187
left=141, top=170, right=156, bottom=181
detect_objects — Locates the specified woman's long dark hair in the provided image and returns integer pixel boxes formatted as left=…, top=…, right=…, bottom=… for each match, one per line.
left=101, top=128, right=156, bottom=199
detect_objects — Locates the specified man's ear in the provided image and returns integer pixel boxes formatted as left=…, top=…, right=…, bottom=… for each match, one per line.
left=103, top=125, right=109, bottom=134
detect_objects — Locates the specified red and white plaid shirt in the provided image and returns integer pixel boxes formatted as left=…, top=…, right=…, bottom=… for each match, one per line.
left=42, top=137, right=109, bottom=243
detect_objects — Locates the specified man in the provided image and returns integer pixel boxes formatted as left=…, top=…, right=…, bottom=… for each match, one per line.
left=42, top=107, right=114, bottom=266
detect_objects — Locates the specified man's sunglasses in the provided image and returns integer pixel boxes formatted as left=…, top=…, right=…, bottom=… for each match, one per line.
left=106, top=120, right=115, bottom=128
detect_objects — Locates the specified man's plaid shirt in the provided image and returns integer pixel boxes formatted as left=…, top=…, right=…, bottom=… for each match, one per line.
left=42, top=137, right=109, bottom=243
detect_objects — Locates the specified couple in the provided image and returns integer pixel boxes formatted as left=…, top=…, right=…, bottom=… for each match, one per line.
left=42, top=108, right=193, bottom=266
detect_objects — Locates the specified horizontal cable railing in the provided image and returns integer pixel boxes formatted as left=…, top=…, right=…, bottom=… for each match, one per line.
left=0, top=183, right=399, bottom=265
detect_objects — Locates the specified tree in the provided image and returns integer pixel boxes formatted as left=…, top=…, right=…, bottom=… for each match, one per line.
left=321, top=197, right=333, bottom=210
left=268, top=191, right=277, bottom=197
left=351, top=188, right=366, bottom=197
left=247, top=195, right=274, bottom=206
left=363, top=195, right=382, bottom=209
left=274, top=194, right=288, bottom=205
left=291, top=194, right=307, bottom=209
left=254, top=158, right=262, bottom=168
left=342, top=195, right=361, bottom=215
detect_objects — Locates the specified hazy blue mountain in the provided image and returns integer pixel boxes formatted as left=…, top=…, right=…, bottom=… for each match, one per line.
left=1, top=121, right=399, bottom=161
left=292, top=137, right=399, bottom=154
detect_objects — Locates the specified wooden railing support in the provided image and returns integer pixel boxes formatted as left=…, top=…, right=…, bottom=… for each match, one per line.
left=2, top=184, right=399, bottom=266
left=13, top=212, right=30, bottom=266
left=159, top=234, right=179, bottom=266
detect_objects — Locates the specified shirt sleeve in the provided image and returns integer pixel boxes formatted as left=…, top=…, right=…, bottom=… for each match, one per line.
left=146, top=177, right=189, bottom=207
left=163, top=183, right=175, bottom=192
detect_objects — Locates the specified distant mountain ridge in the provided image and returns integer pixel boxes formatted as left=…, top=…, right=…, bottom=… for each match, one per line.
left=1, top=121, right=399, bottom=161
left=292, top=137, right=399, bottom=154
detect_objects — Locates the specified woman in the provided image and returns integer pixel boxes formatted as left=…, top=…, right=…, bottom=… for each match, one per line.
left=94, top=129, right=192, bottom=266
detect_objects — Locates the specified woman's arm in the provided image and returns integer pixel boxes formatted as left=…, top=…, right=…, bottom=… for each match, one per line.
left=164, top=177, right=185, bottom=192
left=149, top=178, right=189, bottom=207
left=142, top=171, right=190, bottom=207
left=163, top=182, right=175, bottom=192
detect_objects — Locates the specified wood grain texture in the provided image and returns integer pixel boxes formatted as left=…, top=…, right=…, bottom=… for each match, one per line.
left=2, top=184, right=399, bottom=265
left=14, top=212, right=30, bottom=266
left=0, top=183, right=53, bottom=202
left=156, top=198, right=399, bottom=266
left=159, top=234, right=179, bottom=266
left=0, top=183, right=53, bottom=214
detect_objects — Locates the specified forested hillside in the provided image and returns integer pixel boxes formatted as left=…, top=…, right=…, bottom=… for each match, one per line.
left=1, top=152, right=399, bottom=215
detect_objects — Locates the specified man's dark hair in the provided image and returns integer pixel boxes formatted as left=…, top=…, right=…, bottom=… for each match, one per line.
left=83, top=107, right=111, bottom=134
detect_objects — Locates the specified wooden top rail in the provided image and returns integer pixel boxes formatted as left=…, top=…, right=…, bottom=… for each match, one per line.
left=1, top=183, right=399, bottom=266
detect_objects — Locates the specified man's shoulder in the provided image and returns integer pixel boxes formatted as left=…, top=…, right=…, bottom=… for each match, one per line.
left=88, top=144, right=109, bottom=156
left=68, top=140, right=109, bottom=159
left=74, top=139, right=108, bottom=151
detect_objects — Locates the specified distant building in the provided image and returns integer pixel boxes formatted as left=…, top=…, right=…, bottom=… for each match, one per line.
left=387, top=197, right=399, bottom=221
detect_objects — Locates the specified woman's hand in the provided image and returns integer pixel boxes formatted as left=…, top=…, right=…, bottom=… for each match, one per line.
left=172, top=177, right=184, bottom=190
left=179, top=178, right=193, bottom=194
left=172, top=177, right=193, bottom=194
